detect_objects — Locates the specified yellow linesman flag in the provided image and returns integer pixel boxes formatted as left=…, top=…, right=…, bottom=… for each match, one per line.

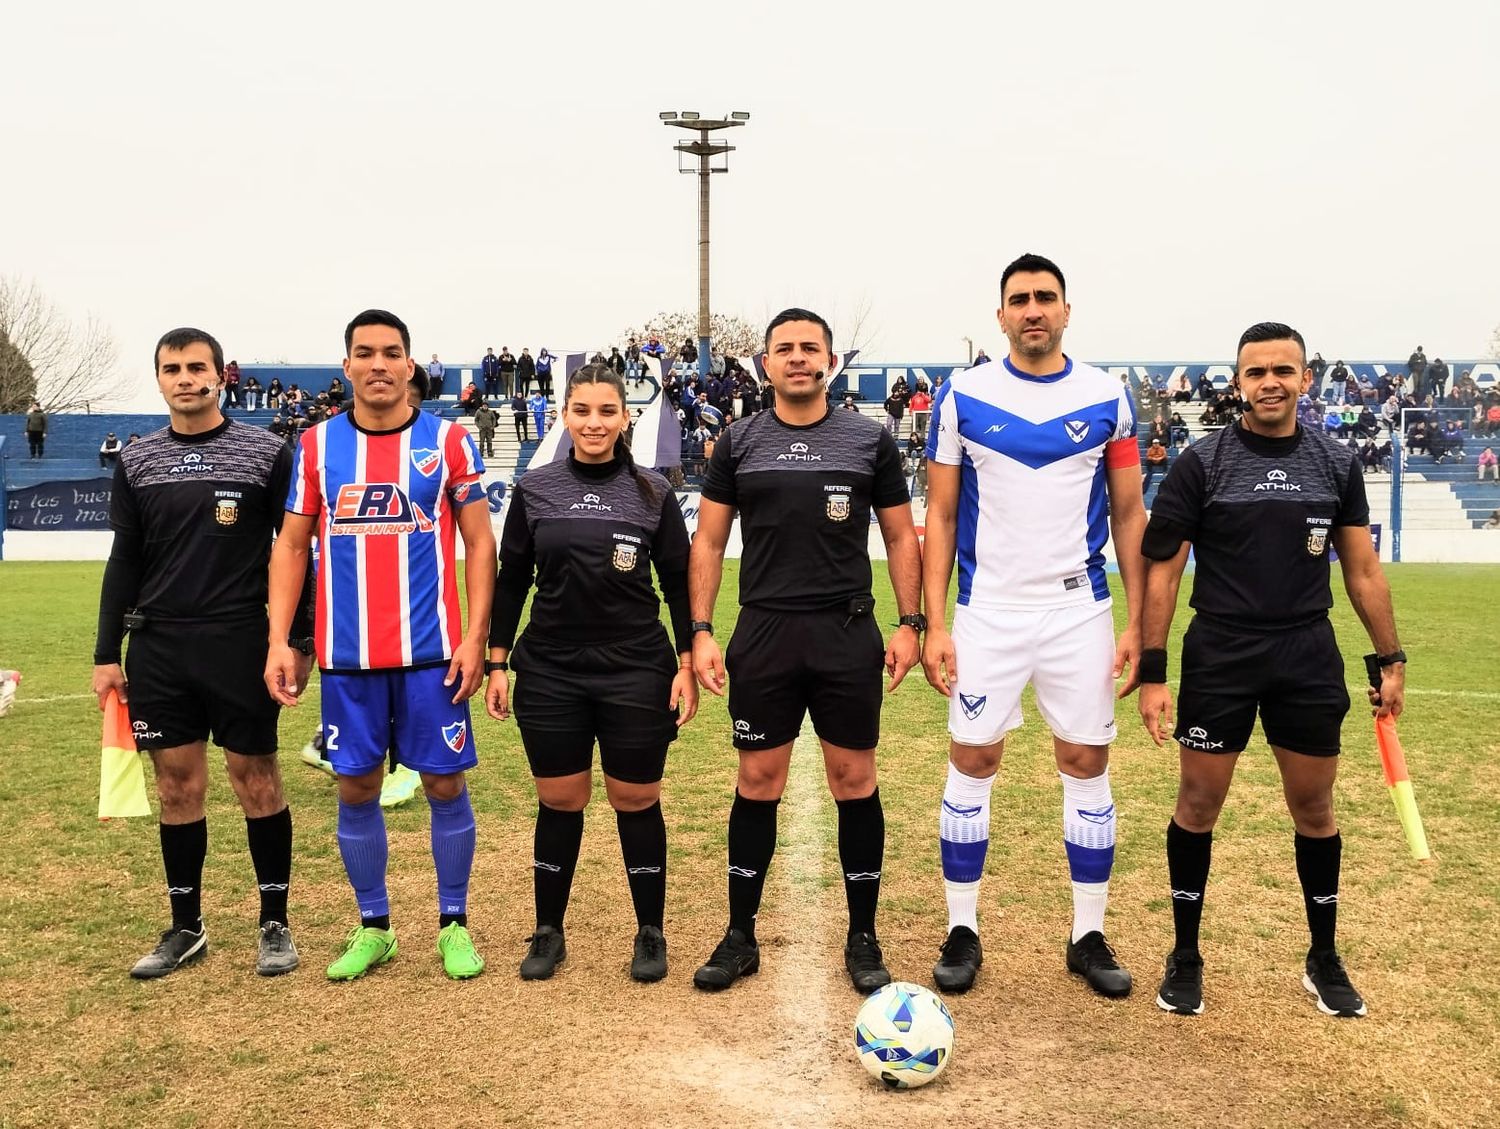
left=99, top=690, right=152, bottom=819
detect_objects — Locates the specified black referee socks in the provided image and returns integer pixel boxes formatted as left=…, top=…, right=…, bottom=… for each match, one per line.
left=534, top=803, right=585, bottom=931
left=160, top=818, right=207, bottom=932
left=246, top=807, right=292, bottom=926
left=727, top=792, right=780, bottom=941
left=1166, top=819, right=1213, bottom=951
left=836, top=789, right=885, bottom=938
left=615, top=802, right=667, bottom=930
left=1294, top=830, right=1342, bottom=952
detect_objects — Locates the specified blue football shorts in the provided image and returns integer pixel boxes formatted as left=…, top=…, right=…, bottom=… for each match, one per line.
left=320, top=666, right=478, bottom=776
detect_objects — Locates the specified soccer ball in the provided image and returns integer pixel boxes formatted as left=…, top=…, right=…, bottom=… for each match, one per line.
left=854, top=981, right=955, bottom=1089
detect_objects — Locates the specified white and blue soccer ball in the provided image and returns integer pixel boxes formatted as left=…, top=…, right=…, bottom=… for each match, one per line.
left=854, top=981, right=955, bottom=1089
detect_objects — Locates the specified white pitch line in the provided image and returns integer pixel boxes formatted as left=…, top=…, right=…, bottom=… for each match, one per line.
left=15, top=693, right=96, bottom=704
left=774, top=723, right=833, bottom=1062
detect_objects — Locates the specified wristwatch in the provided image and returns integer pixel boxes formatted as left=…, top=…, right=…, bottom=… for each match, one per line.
left=897, top=613, right=928, bottom=633
left=1376, top=650, right=1407, bottom=667
left=691, top=621, right=714, bottom=636
left=288, top=636, right=315, bottom=656
left=485, top=660, right=509, bottom=674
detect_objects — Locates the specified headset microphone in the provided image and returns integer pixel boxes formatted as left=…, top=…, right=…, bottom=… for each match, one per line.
left=198, top=386, right=216, bottom=397
left=814, top=370, right=826, bottom=381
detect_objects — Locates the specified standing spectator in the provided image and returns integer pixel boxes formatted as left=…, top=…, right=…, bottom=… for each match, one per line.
left=498, top=347, right=518, bottom=398
left=534, top=348, right=555, bottom=398
left=608, top=347, right=626, bottom=378
left=679, top=338, right=699, bottom=369
left=882, top=388, right=907, bottom=436
left=1478, top=447, right=1499, bottom=481
left=224, top=360, right=242, bottom=408
left=473, top=399, right=498, bottom=459
left=1326, top=360, right=1349, bottom=403
left=625, top=337, right=642, bottom=384
left=1309, top=352, right=1327, bottom=391
left=1407, top=345, right=1427, bottom=397
left=517, top=348, right=536, bottom=397
left=24, top=402, right=46, bottom=457
left=99, top=431, right=123, bottom=469
left=481, top=348, right=500, bottom=400
left=529, top=388, right=547, bottom=437
left=1428, top=357, right=1450, bottom=404
left=428, top=354, right=446, bottom=399
left=511, top=390, right=529, bottom=442
left=243, top=376, right=263, bottom=411
left=908, top=384, right=933, bottom=442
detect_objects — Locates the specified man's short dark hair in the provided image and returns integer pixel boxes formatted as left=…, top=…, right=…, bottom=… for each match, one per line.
left=764, top=307, right=833, bottom=352
left=409, top=362, right=429, bottom=400
left=344, top=309, right=411, bottom=356
left=1001, top=253, right=1067, bottom=299
left=154, top=327, right=224, bottom=376
left=1236, top=321, right=1307, bottom=367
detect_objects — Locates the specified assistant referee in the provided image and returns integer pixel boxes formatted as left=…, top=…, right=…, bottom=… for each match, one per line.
left=1138, top=321, right=1406, bottom=1019
left=92, top=327, right=312, bottom=979
left=486, top=363, right=697, bottom=983
left=689, top=308, right=923, bottom=994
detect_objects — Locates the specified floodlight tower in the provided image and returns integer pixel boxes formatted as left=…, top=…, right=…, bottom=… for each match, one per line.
left=659, top=110, right=750, bottom=382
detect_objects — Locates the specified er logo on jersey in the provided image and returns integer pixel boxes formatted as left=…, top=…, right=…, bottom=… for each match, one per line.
left=330, top=483, right=434, bottom=536
left=411, top=448, right=441, bottom=477
left=442, top=721, right=467, bottom=753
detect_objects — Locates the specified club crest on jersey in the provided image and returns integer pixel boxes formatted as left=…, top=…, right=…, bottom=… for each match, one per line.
left=826, top=494, right=851, bottom=522
left=214, top=498, right=239, bottom=526
left=1065, top=419, right=1090, bottom=444
left=442, top=721, right=467, bottom=753
left=612, top=543, right=638, bottom=571
left=410, top=448, right=441, bottom=477
left=959, top=692, right=986, bottom=720
left=330, top=483, right=434, bottom=536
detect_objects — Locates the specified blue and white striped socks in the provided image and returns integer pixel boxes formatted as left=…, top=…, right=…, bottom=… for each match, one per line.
left=1061, top=769, right=1116, bottom=942
left=939, top=762, right=996, bottom=934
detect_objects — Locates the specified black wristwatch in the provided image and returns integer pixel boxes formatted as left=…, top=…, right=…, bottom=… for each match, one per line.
left=288, top=636, right=315, bottom=656
left=897, top=613, right=928, bottom=633
left=485, top=660, right=509, bottom=674
left=1376, top=650, right=1407, bottom=667
left=691, top=621, right=714, bottom=636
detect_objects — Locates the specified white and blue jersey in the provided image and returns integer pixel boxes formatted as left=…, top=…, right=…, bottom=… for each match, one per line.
left=926, top=356, right=1138, bottom=609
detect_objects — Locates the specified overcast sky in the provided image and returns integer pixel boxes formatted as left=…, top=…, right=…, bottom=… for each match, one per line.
left=5, top=1, right=1497, bottom=408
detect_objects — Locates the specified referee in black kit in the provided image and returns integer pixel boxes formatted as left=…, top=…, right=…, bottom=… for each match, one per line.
left=689, top=309, right=923, bottom=994
left=92, top=328, right=313, bottom=979
left=1137, top=322, right=1406, bottom=1019
left=485, top=363, right=698, bottom=983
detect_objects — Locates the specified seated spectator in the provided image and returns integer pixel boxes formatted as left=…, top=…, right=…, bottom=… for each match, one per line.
left=266, top=377, right=285, bottom=409
left=1169, top=411, right=1190, bottom=449
left=1358, top=439, right=1382, bottom=474
left=1405, top=420, right=1430, bottom=455
left=126, top=433, right=142, bottom=445
left=1355, top=405, right=1380, bottom=439
left=1148, top=415, right=1170, bottom=447
left=242, top=376, right=263, bottom=411
left=1142, top=438, right=1170, bottom=490
left=285, top=383, right=307, bottom=406
left=1170, top=374, right=1193, bottom=402
left=327, top=376, right=346, bottom=406
left=459, top=382, right=483, bottom=414
left=841, top=393, right=859, bottom=412
left=1195, top=371, right=1215, bottom=400
left=99, top=432, right=123, bottom=469
left=1323, top=407, right=1343, bottom=437
left=1381, top=394, right=1399, bottom=433
left=1477, top=447, right=1498, bottom=481
left=1441, top=420, right=1466, bottom=461
left=1486, top=399, right=1500, bottom=437
left=1338, top=404, right=1359, bottom=439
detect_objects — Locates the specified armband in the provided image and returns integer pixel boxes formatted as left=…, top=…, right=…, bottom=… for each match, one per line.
left=1138, top=648, right=1168, bottom=684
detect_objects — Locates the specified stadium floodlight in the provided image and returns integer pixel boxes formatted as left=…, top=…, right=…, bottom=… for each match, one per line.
left=658, top=111, right=676, bottom=120
left=660, top=109, right=749, bottom=384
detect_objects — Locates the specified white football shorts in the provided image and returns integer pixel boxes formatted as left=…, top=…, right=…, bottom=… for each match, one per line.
left=947, top=601, right=1119, bottom=747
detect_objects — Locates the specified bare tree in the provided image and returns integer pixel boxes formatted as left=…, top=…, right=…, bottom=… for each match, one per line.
left=620, top=310, right=762, bottom=358
left=0, top=277, right=122, bottom=413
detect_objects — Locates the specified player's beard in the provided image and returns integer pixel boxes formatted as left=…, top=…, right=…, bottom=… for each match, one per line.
left=1007, top=324, right=1064, bottom=360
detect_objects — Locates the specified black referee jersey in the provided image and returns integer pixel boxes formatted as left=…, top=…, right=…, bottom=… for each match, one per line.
left=489, top=454, right=692, bottom=652
left=94, top=418, right=309, bottom=664
left=1145, top=423, right=1369, bottom=628
left=701, top=406, right=909, bottom=613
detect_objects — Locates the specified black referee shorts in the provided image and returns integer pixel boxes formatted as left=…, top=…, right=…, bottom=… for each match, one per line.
left=123, top=616, right=280, bottom=755
left=511, top=629, right=679, bottom=785
left=725, top=605, right=884, bottom=752
left=1175, top=614, right=1350, bottom=758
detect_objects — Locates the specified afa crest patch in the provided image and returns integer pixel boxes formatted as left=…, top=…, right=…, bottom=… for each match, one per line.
left=1306, top=527, right=1328, bottom=555
left=612, top=543, right=638, bottom=571
left=214, top=498, right=239, bottom=526
left=827, top=494, right=851, bottom=522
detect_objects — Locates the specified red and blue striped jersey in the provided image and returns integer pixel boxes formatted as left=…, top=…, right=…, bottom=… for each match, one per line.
left=286, top=410, right=485, bottom=671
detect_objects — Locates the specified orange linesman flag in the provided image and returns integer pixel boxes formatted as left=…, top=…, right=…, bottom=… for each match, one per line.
left=99, top=690, right=152, bottom=819
left=1365, top=654, right=1431, bottom=863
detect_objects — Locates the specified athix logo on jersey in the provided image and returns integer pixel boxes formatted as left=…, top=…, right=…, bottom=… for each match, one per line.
left=1180, top=726, right=1226, bottom=750
left=170, top=450, right=214, bottom=475
left=1065, top=419, right=1090, bottom=444
left=442, top=720, right=467, bottom=753
left=734, top=718, right=766, bottom=743
left=132, top=719, right=163, bottom=740
left=776, top=441, right=822, bottom=462
left=330, top=483, right=434, bottom=536
left=410, top=448, right=441, bottom=477
left=1254, top=467, right=1302, bottom=493
left=612, top=543, right=638, bottom=571
left=1077, top=804, right=1115, bottom=824
left=959, top=693, right=986, bottom=720
left=570, top=491, right=613, bottom=512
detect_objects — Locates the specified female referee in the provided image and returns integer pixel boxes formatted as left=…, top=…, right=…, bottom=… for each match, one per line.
left=486, top=363, right=697, bottom=983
